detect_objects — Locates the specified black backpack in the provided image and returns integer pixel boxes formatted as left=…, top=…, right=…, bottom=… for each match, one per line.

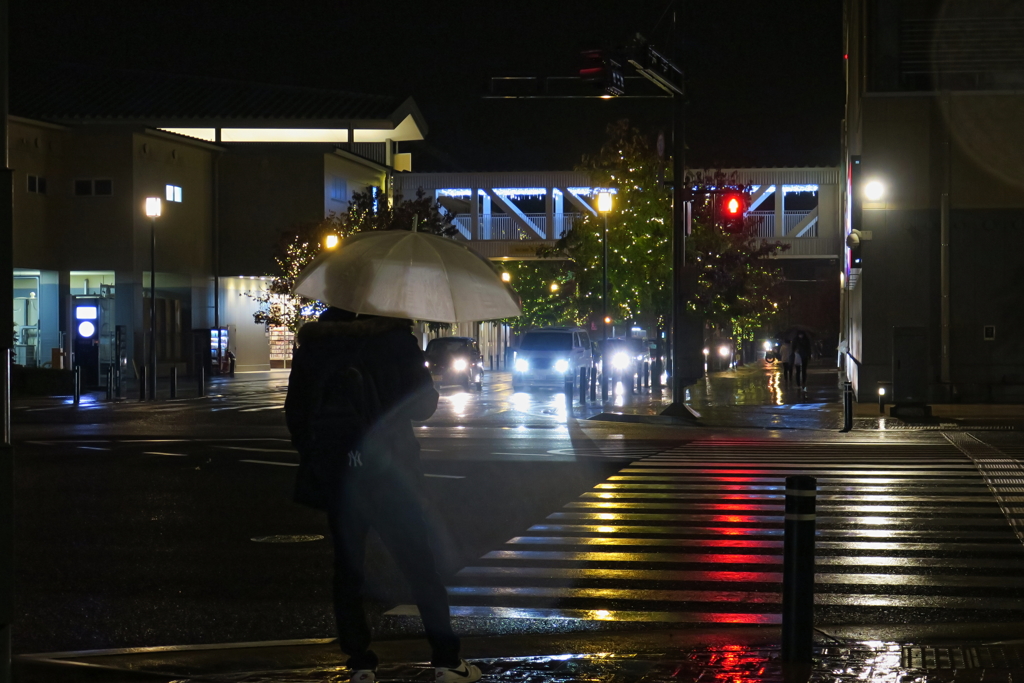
left=306, top=337, right=385, bottom=471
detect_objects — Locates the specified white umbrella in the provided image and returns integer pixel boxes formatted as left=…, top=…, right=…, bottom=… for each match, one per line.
left=292, top=230, right=522, bottom=323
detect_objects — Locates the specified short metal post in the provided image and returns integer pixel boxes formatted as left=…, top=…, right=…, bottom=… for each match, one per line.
left=579, top=367, right=588, bottom=403
left=197, top=364, right=206, bottom=398
left=139, top=366, right=147, bottom=401
left=170, top=366, right=177, bottom=399
left=73, top=365, right=81, bottom=406
left=601, top=368, right=608, bottom=402
left=105, top=367, right=113, bottom=402
left=840, top=381, right=853, bottom=432
left=489, top=355, right=494, bottom=371
left=589, top=364, right=597, bottom=402
left=782, top=475, right=816, bottom=671
left=878, top=384, right=886, bottom=415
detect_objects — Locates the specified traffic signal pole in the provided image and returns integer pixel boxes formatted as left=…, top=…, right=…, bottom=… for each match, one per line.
left=663, top=89, right=702, bottom=418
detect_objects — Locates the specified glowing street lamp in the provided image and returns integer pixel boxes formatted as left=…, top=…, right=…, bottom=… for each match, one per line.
left=501, top=271, right=511, bottom=283
left=864, top=180, right=885, bottom=201
left=144, top=197, right=162, bottom=400
left=324, top=234, right=339, bottom=249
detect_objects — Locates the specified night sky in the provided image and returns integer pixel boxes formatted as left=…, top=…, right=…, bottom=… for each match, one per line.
left=11, top=0, right=845, bottom=171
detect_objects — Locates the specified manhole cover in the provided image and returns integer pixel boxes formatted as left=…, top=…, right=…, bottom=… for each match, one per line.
left=250, top=534, right=325, bottom=543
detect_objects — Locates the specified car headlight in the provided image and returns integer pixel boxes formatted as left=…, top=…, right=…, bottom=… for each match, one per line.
left=763, top=341, right=772, bottom=351
left=554, top=359, right=570, bottom=373
left=612, top=352, right=630, bottom=370
left=453, top=358, right=468, bottom=371
left=515, top=358, right=529, bottom=373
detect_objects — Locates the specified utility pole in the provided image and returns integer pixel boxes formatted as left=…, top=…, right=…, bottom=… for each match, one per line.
left=1, top=0, right=16, bottom=678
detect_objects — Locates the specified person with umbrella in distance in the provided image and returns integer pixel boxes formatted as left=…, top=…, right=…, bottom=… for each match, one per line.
left=792, top=330, right=812, bottom=392
left=286, top=224, right=521, bottom=683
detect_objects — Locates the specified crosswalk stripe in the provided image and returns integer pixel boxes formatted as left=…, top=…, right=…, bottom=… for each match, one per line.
left=386, top=438, right=1024, bottom=627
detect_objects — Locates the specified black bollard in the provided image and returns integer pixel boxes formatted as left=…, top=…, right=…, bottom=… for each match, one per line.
left=782, top=475, right=817, bottom=672
left=840, top=381, right=853, bottom=432
left=589, top=365, right=597, bottom=401
left=106, top=367, right=113, bottom=402
left=73, top=365, right=81, bottom=405
left=197, top=364, right=206, bottom=398
left=139, top=366, right=147, bottom=402
left=579, top=367, right=588, bottom=404
left=170, top=366, right=178, bottom=399
left=601, top=368, right=608, bottom=402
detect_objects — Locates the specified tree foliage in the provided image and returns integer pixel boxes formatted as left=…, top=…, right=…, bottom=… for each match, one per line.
left=513, top=120, right=789, bottom=347
left=248, top=188, right=457, bottom=332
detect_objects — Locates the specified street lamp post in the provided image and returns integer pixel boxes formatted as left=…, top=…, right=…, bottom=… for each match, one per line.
left=145, top=198, right=161, bottom=401
left=598, top=191, right=612, bottom=401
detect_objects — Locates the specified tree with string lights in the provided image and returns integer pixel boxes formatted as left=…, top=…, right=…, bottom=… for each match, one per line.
left=517, top=120, right=788, bottom=352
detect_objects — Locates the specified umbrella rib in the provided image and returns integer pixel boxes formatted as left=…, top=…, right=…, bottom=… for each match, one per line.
left=421, top=235, right=456, bottom=321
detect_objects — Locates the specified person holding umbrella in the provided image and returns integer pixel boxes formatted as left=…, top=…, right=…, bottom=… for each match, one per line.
left=286, top=225, right=521, bottom=683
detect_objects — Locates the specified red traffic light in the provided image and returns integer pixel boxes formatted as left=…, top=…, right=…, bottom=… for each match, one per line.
left=719, top=192, right=747, bottom=232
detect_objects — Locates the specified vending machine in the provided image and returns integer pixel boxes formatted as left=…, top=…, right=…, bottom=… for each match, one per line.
left=194, top=328, right=231, bottom=376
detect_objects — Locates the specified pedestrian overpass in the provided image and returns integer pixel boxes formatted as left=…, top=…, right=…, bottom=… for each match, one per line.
left=394, top=167, right=843, bottom=260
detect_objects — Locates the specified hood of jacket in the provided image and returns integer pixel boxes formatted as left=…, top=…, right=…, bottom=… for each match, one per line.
left=297, top=317, right=412, bottom=347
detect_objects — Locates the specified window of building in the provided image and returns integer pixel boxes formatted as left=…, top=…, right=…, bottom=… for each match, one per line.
left=74, top=179, right=113, bottom=196
left=329, top=176, right=347, bottom=203
left=165, top=184, right=183, bottom=202
left=27, top=175, right=46, bottom=194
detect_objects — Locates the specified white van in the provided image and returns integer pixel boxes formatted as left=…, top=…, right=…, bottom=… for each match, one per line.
left=512, top=327, right=593, bottom=390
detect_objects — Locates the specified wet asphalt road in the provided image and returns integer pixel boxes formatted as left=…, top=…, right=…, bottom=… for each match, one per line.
left=10, top=368, right=1024, bottom=654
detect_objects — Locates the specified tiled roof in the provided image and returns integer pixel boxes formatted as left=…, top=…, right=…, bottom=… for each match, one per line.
left=11, top=62, right=404, bottom=125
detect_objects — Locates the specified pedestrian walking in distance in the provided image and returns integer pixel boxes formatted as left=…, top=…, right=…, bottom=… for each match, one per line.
left=792, top=331, right=812, bottom=391
left=285, top=306, right=482, bottom=683
left=779, top=338, right=793, bottom=385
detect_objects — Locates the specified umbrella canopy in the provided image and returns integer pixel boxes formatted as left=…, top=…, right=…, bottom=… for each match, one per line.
left=292, top=230, right=522, bottom=323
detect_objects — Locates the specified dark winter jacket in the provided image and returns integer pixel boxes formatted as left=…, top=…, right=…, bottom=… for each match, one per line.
left=285, top=316, right=438, bottom=509
left=792, top=334, right=812, bottom=366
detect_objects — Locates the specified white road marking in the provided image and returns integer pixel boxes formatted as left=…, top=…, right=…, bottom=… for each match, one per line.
left=143, top=452, right=188, bottom=457
left=239, top=459, right=298, bottom=467
left=490, top=452, right=553, bottom=457
left=216, top=446, right=297, bottom=453
left=78, top=446, right=110, bottom=451
left=424, top=474, right=466, bottom=479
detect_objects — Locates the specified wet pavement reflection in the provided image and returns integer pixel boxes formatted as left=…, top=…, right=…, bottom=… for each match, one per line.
left=167, top=640, right=1024, bottom=682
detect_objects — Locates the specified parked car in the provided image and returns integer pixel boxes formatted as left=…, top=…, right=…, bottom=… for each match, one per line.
left=512, top=327, right=593, bottom=390
left=425, top=336, right=483, bottom=390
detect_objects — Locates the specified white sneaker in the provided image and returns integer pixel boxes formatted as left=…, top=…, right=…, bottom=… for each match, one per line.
left=435, top=659, right=482, bottom=682
left=350, top=670, right=375, bottom=683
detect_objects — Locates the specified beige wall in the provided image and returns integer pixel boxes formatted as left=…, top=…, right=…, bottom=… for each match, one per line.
left=323, top=152, right=386, bottom=217
left=217, top=146, right=325, bottom=277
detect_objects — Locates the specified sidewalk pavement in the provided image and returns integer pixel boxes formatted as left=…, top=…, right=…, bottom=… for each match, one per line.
left=13, top=625, right=1024, bottom=682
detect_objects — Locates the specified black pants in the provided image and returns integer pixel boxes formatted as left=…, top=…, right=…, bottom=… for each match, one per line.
left=327, top=467, right=460, bottom=670
left=794, top=363, right=807, bottom=386
left=782, top=362, right=793, bottom=383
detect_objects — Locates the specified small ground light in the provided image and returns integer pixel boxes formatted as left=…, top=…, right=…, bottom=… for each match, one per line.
left=501, top=272, right=511, bottom=282
left=864, top=180, right=885, bottom=201
left=324, top=234, right=339, bottom=249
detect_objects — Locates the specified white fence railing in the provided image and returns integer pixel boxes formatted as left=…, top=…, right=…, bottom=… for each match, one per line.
left=452, top=213, right=579, bottom=241
left=748, top=210, right=818, bottom=238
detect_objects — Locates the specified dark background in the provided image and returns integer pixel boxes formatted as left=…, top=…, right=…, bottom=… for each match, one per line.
left=10, top=0, right=845, bottom=170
